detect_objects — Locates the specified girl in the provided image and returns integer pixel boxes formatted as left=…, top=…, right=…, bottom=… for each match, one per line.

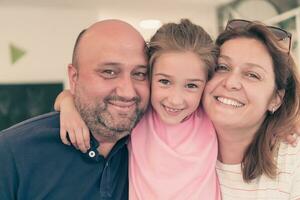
left=55, top=19, right=221, bottom=199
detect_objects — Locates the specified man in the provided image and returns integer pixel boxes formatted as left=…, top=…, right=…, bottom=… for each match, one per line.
left=0, top=20, right=149, bottom=200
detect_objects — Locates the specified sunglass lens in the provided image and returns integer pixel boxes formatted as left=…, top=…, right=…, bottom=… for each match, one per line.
left=227, top=20, right=249, bottom=29
left=269, top=27, right=289, bottom=40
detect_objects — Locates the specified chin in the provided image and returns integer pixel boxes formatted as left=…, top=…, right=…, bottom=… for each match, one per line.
left=162, top=119, right=182, bottom=125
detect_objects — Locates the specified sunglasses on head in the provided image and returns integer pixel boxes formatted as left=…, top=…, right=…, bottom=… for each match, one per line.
left=225, top=19, right=292, bottom=53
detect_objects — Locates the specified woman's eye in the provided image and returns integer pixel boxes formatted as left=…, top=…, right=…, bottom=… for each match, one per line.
left=158, top=79, right=170, bottom=85
left=215, top=64, right=229, bottom=72
left=186, top=83, right=198, bottom=89
left=246, top=72, right=261, bottom=80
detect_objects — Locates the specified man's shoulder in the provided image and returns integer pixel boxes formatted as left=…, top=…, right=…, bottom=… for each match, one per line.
left=0, top=112, right=60, bottom=143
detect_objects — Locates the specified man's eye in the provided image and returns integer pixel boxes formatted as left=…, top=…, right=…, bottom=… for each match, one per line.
left=101, top=70, right=117, bottom=78
left=132, top=72, right=147, bottom=81
left=158, top=79, right=170, bottom=85
left=103, top=70, right=115, bottom=75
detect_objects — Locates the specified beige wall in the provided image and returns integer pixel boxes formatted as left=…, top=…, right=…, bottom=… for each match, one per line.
left=1, top=3, right=218, bottom=87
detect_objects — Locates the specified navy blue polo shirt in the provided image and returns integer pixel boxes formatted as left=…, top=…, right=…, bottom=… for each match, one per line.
left=0, top=112, right=128, bottom=200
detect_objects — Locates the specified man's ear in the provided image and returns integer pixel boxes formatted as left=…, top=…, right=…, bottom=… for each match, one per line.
left=68, top=64, right=78, bottom=95
left=268, top=89, right=285, bottom=113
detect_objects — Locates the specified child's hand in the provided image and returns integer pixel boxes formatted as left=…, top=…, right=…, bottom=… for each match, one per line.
left=55, top=90, right=90, bottom=153
left=284, top=123, right=300, bottom=147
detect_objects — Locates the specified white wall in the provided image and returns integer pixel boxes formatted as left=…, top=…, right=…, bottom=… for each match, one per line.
left=0, top=3, right=218, bottom=87
left=0, top=5, right=99, bottom=86
left=98, top=2, right=218, bottom=40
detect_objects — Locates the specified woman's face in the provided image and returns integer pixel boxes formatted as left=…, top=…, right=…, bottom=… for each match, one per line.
left=203, top=38, right=282, bottom=133
left=151, top=51, right=207, bottom=125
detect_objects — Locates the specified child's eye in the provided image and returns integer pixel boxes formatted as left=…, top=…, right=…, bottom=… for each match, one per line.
left=158, top=79, right=170, bottom=85
left=186, top=83, right=198, bottom=89
left=215, top=64, right=229, bottom=72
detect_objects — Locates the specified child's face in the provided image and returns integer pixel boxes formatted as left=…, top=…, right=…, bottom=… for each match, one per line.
left=151, top=51, right=207, bottom=125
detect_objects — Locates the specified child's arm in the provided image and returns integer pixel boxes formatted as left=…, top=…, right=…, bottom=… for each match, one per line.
left=54, top=90, right=90, bottom=152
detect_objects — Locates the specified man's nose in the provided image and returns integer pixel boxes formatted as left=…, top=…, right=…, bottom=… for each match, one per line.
left=116, top=75, right=138, bottom=99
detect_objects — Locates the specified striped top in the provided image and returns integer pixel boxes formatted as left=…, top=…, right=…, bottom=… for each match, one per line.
left=216, top=141, right=300, bottom=200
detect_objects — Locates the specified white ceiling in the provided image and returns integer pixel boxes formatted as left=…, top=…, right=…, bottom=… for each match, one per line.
left=0, top=0, right=232, bottom=9
left=0, top=0, right=234, bottom=40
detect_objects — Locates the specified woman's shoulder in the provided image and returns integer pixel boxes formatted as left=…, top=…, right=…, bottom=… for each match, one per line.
left=277, top=140, right=300, bottom=173
left=278, top=140, right=300, bottom=158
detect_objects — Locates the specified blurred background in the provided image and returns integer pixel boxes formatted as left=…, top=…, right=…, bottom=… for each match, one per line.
left=1, top=0, right=300, bottom=130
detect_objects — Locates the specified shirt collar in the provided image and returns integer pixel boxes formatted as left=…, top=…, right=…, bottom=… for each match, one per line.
left=83, top=133, right=129, bottom=162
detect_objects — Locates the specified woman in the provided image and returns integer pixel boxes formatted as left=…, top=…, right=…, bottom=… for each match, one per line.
left=203, top=19, right=300, bottom=199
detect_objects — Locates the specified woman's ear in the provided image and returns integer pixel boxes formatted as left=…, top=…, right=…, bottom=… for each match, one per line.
left=268, top=89, right=285, bottom=113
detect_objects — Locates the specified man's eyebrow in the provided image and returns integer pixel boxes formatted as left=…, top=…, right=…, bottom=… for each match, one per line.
left=97, top=62, right=121, bottom=67
left=136, top=65, right=148, bottom=69
left=96, top=63, right=148, bottom=69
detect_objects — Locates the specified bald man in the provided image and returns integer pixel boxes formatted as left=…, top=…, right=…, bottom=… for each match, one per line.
left=0, top=20, right=150, bottom=200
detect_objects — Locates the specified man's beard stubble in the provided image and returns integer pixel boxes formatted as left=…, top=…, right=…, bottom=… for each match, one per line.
left=74, top=93, right=145, bottom=143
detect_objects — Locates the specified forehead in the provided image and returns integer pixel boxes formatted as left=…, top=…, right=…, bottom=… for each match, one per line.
left=153, top=51, right=207, bottom=77
left=220, top=38, right=273, bottom=70
left=77, top=31, right=148, bottom=69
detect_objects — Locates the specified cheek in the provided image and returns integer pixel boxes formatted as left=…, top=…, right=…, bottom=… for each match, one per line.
left=136, top=82, right=150, bottom=105
left=78, top=77, right=111, bottom=100
left=248, top=87, right=274, bottom=110
left=186, top=92, right=202, bottom=110
left=204, top=76, right=221, bottom=93
left=150, top=87, right=164, bottom=106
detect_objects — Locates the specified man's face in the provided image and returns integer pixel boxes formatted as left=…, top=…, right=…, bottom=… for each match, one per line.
left=69, top=27, right=149, bottom=142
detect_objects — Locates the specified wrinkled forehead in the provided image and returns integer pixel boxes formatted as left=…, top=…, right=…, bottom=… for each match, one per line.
left=84, top=20, right=145, bottom=47
left=75, top=33, right=147, bottom=72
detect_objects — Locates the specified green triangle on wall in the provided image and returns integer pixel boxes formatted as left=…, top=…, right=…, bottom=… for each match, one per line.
left=10, top=43, right=26, bottom=64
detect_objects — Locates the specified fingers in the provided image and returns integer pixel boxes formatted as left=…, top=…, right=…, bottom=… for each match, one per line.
left=294, top=125, right=300, bottom=137
left=82, top=126, right=91, bottom=150
left=60, top=128, right=70, bottom=146
left=285, top=134, right=298, bottom=147
left=68, top=129, right=79, bottom=150
left=74, top=127, right=89, bottom=153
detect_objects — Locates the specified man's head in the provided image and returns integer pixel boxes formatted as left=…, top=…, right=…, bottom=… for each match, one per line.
left=68, top=19, right=150, bottom=143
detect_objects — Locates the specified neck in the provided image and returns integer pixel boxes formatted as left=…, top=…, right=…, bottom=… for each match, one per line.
left=89, top=123, right=130, bottom=157
left=91, top=131, right=127, bottom=158
left=216, top=126, right=256, bottom=164
left=97, top=142, right=116, bottom=158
